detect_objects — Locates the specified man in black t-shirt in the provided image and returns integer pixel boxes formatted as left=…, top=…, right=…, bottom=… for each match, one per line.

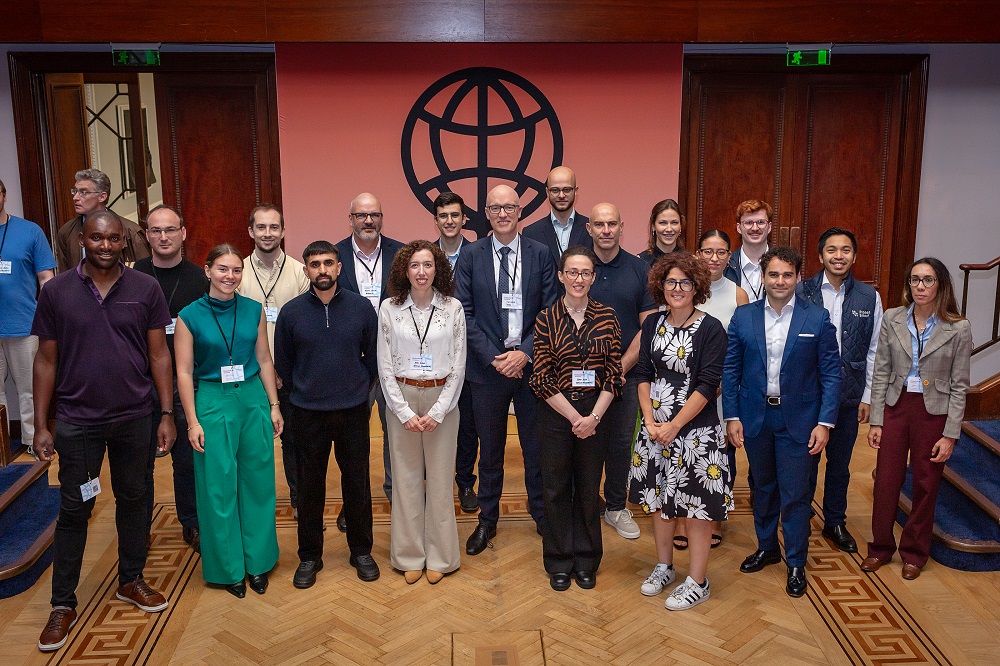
left=134, top=204, right=208, bottom=552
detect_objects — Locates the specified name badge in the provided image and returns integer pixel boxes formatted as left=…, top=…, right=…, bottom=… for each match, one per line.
left=0, top=260, right=11, bottom=275
left=362, top=283, right=381, bottom=298
left=221, top=364, right=245, bottom=383
left=649, top=384, right=662, bottom=402
left=906, top=376, right=924, bottom=393
left=572, top=370, right=596, bottom=387
left=165, top=318, right=176, bottom=335
left=265, top=306, right=279, bottom=323
left=409, top=354, right=434, bottom=371
left=501, top=293, right=523, bottom=310
left=80, top=477, right=102, bottom=501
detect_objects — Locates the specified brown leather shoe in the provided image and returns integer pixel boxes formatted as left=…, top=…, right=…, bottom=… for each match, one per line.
left=38, top=607, right=77, bottom=652
left=860, top=556, right=888, bottom=572
left=901, top=563, right=922, bottom=580
left=116, top=579, right=169, bottom=612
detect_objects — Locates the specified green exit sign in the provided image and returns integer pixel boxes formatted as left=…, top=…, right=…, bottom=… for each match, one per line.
left=787, top=49, right=831, bottom=67
left=112, top=49, right=161, bottom=66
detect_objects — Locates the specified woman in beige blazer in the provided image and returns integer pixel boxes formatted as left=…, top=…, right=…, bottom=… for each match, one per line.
left=862, top=257, right=972, bottom=580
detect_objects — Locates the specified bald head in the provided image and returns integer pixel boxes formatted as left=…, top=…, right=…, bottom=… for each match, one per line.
left=486, top=184, right=518, bottom=207
left=587, top=202, right=623, bottom=257
left=350, top=192, right=381, bottom=213
left=591, top=202, right=619, bottom=221
left=545, top=166, right=577, bottom=217
left=349, top=192, right=383, bottom=244
left=485, top=185, right=521, bottom=242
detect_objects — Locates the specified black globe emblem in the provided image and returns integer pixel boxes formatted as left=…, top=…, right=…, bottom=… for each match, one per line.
left=401, top=67, right=563, bottom=239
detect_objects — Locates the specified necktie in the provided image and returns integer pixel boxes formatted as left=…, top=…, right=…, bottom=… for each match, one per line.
left=498, top=246, right=512, bottom=335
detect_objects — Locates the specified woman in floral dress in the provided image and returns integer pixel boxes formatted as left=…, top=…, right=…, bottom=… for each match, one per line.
left=628, top=252, right=731, bottom=611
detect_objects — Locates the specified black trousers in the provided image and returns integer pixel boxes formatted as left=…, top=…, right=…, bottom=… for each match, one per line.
left=146, top=385, right=197, bottom=531
left=52, top=415, right=151, bottom=608
left=454, top=382, right=480, bottom=490
left=537, top=395, right=609, bottom=574
left=293, top=403, right=373, bottom=561
left=278, top=384, right=297, bottom=506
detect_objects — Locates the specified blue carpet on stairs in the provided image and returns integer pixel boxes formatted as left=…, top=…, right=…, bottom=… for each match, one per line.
left=971, top=419, right=1000, bottom=443
left=0, top=465, right=60, bottom=598
left=951, top=428, right=1000, bottom=507
left=0, top=463, right=32, bottom=494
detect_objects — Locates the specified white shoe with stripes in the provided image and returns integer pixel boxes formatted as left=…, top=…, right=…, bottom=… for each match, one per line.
left=665, top=576, right=710, bottom=610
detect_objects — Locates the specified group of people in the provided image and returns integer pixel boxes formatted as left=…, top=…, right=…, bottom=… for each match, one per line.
left=0, top=167, right=971, bottom=652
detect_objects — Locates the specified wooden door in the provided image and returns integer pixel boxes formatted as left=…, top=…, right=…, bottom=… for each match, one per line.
left=43, top=73, right=90, bottom=228
left=154, top=67, right=281, bottom=264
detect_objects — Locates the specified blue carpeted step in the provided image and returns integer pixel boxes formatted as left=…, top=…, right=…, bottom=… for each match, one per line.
left=949, top=427, right=1000, bottom=510
left=0, top=463, right=34, bottom=496
left=970, top=419, right=1000, bottom=443
left=0, top=463, right=60, bottom=598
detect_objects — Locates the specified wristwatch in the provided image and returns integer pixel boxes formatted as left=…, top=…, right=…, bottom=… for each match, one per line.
left=591, top=413, right=601, bottom=421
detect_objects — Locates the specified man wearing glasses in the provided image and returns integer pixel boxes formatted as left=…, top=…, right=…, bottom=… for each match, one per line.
left=523, top=166, right=592, bottom=265
left=455, top=185, right=557, bottom=554
left=724, top=199, right=772, bottom=303
left=55, top=168, right=150, bottom=272
left=335, top=194, right=404, bottom=512
left=134, top=205, right=208, bottom=554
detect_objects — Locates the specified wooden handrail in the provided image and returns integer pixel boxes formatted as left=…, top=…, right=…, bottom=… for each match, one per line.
left=960, top=256, right=1000, bottom=271
left=960, top=255, right=1000, bottom=356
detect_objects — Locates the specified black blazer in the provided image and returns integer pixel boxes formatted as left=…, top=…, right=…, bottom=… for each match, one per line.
left=334, top=235, right=405, bottom=304
left=521, top=212, right=592, bottom=265
left=454, top=234, right=558, bottom=384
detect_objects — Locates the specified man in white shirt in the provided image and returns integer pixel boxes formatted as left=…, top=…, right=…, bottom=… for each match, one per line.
left=522, top=166, right=592, bottom=265
left=433, top=192, right=470, bottom=268
left=724, top=199, right=772, bottom=302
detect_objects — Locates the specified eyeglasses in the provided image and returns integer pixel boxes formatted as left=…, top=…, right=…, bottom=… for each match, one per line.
left=147, top=227, right=181, bottom=237
left=663, top=278, right=695, bottom=292
left=740, top=219, right=768, bottom=228
left=547, top=187, right=576, bottom=196
left=486, top=204, right=520, bottom=215
left=350, top=212, right=383, bottom=222
left=436, top=212, right=464, bottom=221
left=908, top=275, right=938, bottom=287
left=697, top=248, right=731, bottom=259
left=70, top=188, right=101, bottom=197
left=563, top=269, right=594, bottom=280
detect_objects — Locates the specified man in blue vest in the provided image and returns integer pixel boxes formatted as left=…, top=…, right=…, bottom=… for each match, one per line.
left=724, top=199, right=771, bottom=302
left=796, top=228, right=882, bottom=553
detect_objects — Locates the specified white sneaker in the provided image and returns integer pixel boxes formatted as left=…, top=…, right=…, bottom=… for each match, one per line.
left=640, top=564, right=675, bottom=596
left=665, top=576, right=710, bottom=610
left=605, top=508, right=641, bottom=539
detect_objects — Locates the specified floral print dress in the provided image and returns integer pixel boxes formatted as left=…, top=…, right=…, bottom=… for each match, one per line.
left=627, top=311, right=733, bottom=521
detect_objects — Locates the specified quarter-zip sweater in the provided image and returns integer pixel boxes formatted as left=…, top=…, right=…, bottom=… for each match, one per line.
left=273, top=284, right=378, bottom=411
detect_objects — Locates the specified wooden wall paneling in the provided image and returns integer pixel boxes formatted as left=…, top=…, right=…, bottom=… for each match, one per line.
left=10, top=56, right=51, bottom=239
left=267, top=0, right=485, bottom=41
left=485, top=0, right=698, bottom=42
left=43, top=73, right=90, bottom=230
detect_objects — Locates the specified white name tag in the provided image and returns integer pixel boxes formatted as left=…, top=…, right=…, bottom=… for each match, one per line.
left=409, top=353, right=434, bottom=371
left=649, top=384, right=662, bottom=401
left=221, top=364, right=245, bottom=383
left=501, top=293, right=523, bottom=310
left=80, top=477, right=102, bottom=501
left=362, top=283, right=381, bottom=298
left=165, top=318, right=176, bottom=335
left=572, top=370, right=596, bottom=387
left=907, top=376, right=924, bottom=393
left=0, top=260, right=11, bottom=275
left=265, top=306, right=279, bottom=323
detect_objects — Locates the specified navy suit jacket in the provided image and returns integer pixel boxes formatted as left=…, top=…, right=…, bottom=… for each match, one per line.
left=722, top=297, right=841, bottom=443
left=454, top=234, right=558, bottom=384
left=521, top=212, right=592, bottom=265
left=334, top=235, right=404, bottom=304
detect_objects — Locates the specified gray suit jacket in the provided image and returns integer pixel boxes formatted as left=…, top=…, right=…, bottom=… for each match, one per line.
left=869, top=306, right=972, bottom=439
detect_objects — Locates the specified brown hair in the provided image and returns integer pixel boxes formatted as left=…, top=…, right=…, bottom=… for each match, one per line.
left=647, top=251, right=711, bottom=307
left=646, top=199, right=684, bottom=254
left=736, top=199, right=772, bottom=223
left=902, top=257, right=964, bottom=323
left=388, top=240, right=454, bottom=304
left=205, top=243, right=243, bottom=267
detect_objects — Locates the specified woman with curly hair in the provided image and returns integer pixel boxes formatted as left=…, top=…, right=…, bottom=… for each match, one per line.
left=628, top=252, right=730, bottom=610
left=638, top=199, right=685, bottom=267
left=378, top=240, right=466, bottom=584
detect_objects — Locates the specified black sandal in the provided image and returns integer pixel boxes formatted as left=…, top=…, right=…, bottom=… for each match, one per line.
left=673, top=535, right=689, bottom=550
left=710, top=533, right=723, bottom=549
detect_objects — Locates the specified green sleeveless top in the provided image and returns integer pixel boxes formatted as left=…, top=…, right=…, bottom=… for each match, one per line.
left=178, top=293, right=262, bottom=382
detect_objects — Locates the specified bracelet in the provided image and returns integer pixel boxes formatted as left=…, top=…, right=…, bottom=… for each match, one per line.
left=188, top=423, right=201, bottom=430
left=591, top=412, right=601, bottom=422
left=269, top=402, right=280, bottom=407
left=161, top=409, right=175, bottom=416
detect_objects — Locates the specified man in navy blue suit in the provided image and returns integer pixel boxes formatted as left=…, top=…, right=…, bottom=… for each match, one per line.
left=722, top=246, right=840, bottom=597
left=521, top=166, right=592, bottom=265
left=455, top=184, right=558, bottom=555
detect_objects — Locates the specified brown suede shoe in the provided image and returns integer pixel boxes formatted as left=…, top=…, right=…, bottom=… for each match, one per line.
left=116, top=579, right=169, bottom=612
left=860, top=556, right=888, bottom=572
left=901, top=563, right=922, bottom=580
left=38, top=607, right=77, bottom=652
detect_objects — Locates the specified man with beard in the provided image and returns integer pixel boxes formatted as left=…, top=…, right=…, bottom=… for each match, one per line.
left=274, top=241, right=381, bottom=586
left=237, top=204, right=309, bottom=519
left=522, top=166, right=592, bottom=265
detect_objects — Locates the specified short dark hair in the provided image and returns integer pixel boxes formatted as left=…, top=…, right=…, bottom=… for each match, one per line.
left=903, top=257, right=964, bottom=323
left=0, top=178, right=6, bottom=195
left=205, top=243, right=242, bottom=267
left=83, top=210, right=124, bottom=234
left=433, top=192, right=465, bottom=214
left=698, top=228, right=731, bottom=248
left=760, top=246, right=802, bottom=274
left=388, top=240, right=454, bottom=304
left=647, top=198, right=684, bottom=253
left=647, top=251, right=712, bottom=307
left=249, top=203, right=284, bottom=229
left=302, top=240, right=339, bottom=262
left=559, top=245, right=598, bottom=271
left=146, top=203, right=184, bottom=228
left=817, top=227, right=858, bottom=254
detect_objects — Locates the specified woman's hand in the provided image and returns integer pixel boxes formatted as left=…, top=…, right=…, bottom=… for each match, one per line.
left=189, top=423, right=205, bottom=452
left=572, top=414, right=599, bottom=439
left=651, top=421, right=680, bottom=445
left=417, top=415, right=439, bottom=432
left=403, top=416, right=424, bottom=432
left=271, top=405, right=284, bottom=438
left=867, top=425, right=882, bottom=449
left=930, top=436, right=956, bottom=463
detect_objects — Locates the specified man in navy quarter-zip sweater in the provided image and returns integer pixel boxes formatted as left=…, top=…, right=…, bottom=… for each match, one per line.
left=273, top=241, right=381, bottom=588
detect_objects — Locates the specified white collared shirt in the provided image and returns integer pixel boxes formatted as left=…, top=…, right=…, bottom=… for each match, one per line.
left=550, top=210, right=576, bottom=256
left=820, top=273, right=884, bottom=403
left=491, top=233, right=523, bottom=348
left=739, top=246, right=767, bottom=302
left=352, top=235, right=383, bottom=311
left=764, top=295, right=795, bottom=396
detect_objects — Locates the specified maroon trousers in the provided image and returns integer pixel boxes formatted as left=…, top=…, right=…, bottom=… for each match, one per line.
left=868, top=390, right=947, bottom=567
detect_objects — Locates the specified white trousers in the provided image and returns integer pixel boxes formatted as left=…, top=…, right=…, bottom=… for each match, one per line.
left=1, top=335, right=39, bottom=448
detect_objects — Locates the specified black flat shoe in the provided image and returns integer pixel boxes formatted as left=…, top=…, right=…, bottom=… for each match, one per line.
left=349, top=554, right=380, bottom=582
left=821, top=525, right=858, bottom=553
left=549, top=573, right=571, bottom=591
left=247, top=573, right=268, bottom=595
left=574, top=571, right=596, bottom=589
left=466, top=522, right=497, bottom=556
left=458, top=487, right=479, bottom=514
left=293, top=560, right=323, bottom=589
left=786, top=566, right=807, bottom=597
left=225, top=581, right=246, bottom=598
left=740, top=549, right=783, bottom=573
left=336, top=506, right=347, bottom=533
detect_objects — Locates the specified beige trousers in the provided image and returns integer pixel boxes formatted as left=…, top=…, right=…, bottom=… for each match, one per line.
left=1, top=335, right=38, bottom=448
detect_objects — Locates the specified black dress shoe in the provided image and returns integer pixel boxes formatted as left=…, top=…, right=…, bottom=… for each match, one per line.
left=821, top=525, right=858, bottom=553
left=225, top=581, right=246, bottom=598
left=336, top=506, right=347, bottom=533
left=786, top=566, right=807, bottom=597
left=350, top=554, right=380, bottom=581
left=458, top=487, right=479, bottom=514
left=574, top=571, right=596, bottom=589
left=466, top=522, right=497, bottom=555
left=549, top=573, right=571, bottom=591
left=247, top=572, right=268, bottom=595
left=293, top=560, right=323, bottom=589
left=740, top=549, right=783, bottom=573
left=182, top=526, right=200, bottom=554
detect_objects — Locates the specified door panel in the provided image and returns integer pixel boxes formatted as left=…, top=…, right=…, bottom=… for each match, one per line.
left=43, top=73, right=89, bottom=228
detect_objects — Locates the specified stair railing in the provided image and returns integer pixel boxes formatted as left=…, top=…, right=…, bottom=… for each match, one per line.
left=960, top=255, right=1000, bottom=355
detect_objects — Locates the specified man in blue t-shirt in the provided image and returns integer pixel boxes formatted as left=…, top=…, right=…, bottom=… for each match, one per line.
left=0, top=178, right=56, bottom=458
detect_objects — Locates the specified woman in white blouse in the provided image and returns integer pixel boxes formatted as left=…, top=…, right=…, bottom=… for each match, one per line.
left=379, top=240, right=466, bottom=584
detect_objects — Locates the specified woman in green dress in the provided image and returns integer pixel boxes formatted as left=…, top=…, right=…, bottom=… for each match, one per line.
left=175, top=243, right=283, bottom=598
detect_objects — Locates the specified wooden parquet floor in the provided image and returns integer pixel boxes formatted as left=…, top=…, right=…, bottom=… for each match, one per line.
left=3, top=418, right=1000, bottom=665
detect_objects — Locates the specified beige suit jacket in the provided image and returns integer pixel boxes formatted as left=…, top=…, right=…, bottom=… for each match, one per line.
left=869, top=306, right=972, bottom=439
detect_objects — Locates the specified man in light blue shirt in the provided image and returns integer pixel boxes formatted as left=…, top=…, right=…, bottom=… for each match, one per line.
left=522, top=166, right=592, bottom=265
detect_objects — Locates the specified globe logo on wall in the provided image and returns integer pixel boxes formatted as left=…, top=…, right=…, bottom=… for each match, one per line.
left=401, top=67, right=563, bottom=239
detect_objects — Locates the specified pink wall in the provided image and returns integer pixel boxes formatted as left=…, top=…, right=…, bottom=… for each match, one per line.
left=275, top=43, right=683, bottom=258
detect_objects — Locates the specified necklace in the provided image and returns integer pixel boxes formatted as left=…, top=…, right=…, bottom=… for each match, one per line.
left=563, top=298, right=587, bottom=313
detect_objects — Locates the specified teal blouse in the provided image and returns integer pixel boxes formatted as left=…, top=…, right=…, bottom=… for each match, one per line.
left=178, top=293, right=262, bottom=382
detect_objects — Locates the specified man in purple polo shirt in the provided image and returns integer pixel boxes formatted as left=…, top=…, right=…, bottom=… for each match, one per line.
left=31, top=211, right=176, bottom=653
